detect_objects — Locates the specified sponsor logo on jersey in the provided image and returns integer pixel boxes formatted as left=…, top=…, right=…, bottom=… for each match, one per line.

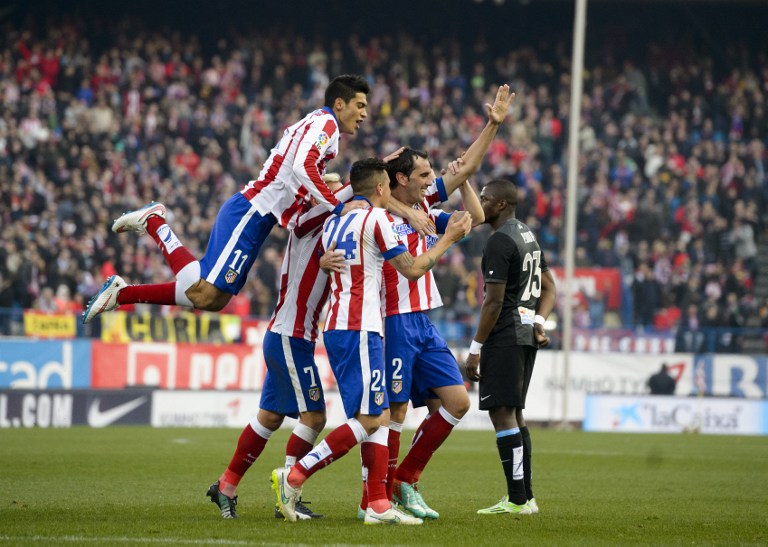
left=225, top=269, right=238, bottom=284
left=308, top=387, right=320, bottom=402
left=395, top=222, right=416, bottom=237
left=392, top=380, right=402, bottom=394
left=374, top=392, right=384, bottom=406
left=315, top=131, right=329, bottom=149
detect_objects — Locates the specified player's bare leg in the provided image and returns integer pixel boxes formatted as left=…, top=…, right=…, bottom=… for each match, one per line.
left=184, top=279, right=232, bottom=311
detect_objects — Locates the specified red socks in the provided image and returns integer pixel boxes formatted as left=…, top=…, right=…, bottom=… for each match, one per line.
left=386, top=427, right=401, bottom=500
left=361, top=426, right=390, bottom=513
left=290, top=423, right=361, bottom=486
left=285, top=433, right=315, bottom=467
left=146, top=216, right=196, bottom=275
left=115, top=215, right=198, bottom=306
left=117, top=282, right=175, bottom=305
left=396, top=409, right=456, bottom=484
left=219, top=423, right=271, bottom=495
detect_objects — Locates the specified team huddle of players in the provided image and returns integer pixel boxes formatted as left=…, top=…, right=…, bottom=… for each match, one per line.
left=83, top=74, right=555, bottom=523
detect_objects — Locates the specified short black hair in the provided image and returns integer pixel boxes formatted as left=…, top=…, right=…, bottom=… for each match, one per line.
left=483, top=178, right=518, bottom=208
left=350, top=158, right=388, bottom=196
left=324, top=74, right=370, bottom=107
left=386, top=147, right=429, bottom=189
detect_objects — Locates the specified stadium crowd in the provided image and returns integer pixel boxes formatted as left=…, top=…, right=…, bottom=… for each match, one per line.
left=0, top=11, right=766, bottom=341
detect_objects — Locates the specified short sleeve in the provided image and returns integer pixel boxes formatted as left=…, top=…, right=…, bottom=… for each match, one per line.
left=483, top=232, right=516, bottom=283
left=373, top=210, right=407, bottom=260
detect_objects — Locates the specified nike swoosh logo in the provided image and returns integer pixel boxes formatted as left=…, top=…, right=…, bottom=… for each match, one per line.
left=480, top=395, right=492, bottom=401
left=88, top=396, right=148, bottom=427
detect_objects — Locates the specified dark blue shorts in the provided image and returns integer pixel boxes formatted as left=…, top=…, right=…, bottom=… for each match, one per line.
left=385, top=312, right=463, bottom=408
left=324, top=329, right=388, bottom=419
left=259, top=330, right=325, bottom=418
left=199, top=193, right=277, bottom=295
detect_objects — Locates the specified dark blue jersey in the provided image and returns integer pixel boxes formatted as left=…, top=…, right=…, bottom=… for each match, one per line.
left=481, top=218, right=549, bottom=347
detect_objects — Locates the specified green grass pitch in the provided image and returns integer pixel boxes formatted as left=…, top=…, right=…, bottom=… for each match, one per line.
left=1, top=427, right=767, bottom=545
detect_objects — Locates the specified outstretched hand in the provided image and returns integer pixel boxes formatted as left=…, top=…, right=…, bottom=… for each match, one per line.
left=319, top=241, right=346, bottom=273
left=445, top=211, right=473, bottom=242
left=485, top=84, right=514, bottom=125
left=340, top=200, right=367, bottom=216
left=382, top=146, right=406, bottom=164
left=442, top=155, right=465, bottom=176
left=405, top=208, right=436, bottom=237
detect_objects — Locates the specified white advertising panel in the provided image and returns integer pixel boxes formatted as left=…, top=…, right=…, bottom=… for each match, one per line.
left=150, top=390, right=431, bottom=429
left=583, top=394, right=768, bottom=435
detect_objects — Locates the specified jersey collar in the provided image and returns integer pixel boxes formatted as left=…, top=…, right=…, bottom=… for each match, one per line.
left=352, top=195, right=373, bottom=207
left=321, top=106, right=339, bottom=125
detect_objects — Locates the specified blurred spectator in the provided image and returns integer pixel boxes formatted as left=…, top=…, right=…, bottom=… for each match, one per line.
left=647, top=363, right=676, bottom=395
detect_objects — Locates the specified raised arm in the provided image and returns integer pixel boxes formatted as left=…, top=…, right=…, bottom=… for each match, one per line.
left=441, top=84, right=514, bottom=195
left=457, top=179, right=485, bottom=227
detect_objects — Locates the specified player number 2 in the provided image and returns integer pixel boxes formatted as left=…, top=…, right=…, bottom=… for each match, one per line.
left=390, top=358, right=403, bottom=380
left=521, top=250, right=542, bottom=301
left=371, top=369, right=383, bottom=391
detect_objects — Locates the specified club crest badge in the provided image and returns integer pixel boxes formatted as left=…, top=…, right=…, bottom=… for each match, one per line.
left=225, top=269, right=238, bottom=284
left=392, top=380, right=402, bottom=394
left=374, top=392, right=384, bottom=406
left=308, top=387, right=320, bottom=402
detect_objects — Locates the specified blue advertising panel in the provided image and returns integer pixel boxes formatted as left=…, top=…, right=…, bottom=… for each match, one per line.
left=0, top=340, right=92, bottom=389
left=693, top=354, right=768, bottom=398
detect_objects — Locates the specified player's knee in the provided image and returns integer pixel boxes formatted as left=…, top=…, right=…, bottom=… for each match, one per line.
left=446, top=394, right=470, bottom=419
left=389, top=402, right=408, bottom=423
left=257, top=410, right=284, bottom=431
left=187, top=283, right=231, bottom=311
left=301, top=412, right=326, bottom=432
left=356, top=414, right=382, bottom=436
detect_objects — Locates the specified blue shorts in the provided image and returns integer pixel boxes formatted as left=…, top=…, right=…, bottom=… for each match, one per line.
left=199, top=193, right=277, bottom=295
left=324, top=330, right=388, bottom=419
left=259, top=330, right=325, bottom=418
left=385, top=312, right=464, bottom=408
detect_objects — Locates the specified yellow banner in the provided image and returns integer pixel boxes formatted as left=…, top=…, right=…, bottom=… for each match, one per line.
left=100, top=310, right=242, bottom=344
left=23, top=312, right=77, bottom=338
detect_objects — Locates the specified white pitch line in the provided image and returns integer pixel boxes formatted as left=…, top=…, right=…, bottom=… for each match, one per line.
left=0, top=537, right=346, bottom=546
left=0, top=538, right=382, bottom=547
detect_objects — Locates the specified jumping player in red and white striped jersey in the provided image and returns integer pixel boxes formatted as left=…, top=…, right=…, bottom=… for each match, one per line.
left=362, top=84, right=516, bottom=520
left=271, top=158, right=472, bottom=525
left=82, top=75, right=370, bottom=324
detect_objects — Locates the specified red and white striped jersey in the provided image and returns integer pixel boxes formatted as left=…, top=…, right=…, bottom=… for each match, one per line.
left=321, top=199, right=407, bottom=334
left=240, top=107, right=342, bottom=229
left=382, top=178, right=452, bottom=316
left=267, top=230, right=328, bottom=342
left=268, top=185, right=355, bottom=342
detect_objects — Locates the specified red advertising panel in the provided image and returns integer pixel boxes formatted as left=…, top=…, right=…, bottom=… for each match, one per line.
left=91, top=341, right=336, bottom=391
left=550, top=267, right=622, bottom=310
